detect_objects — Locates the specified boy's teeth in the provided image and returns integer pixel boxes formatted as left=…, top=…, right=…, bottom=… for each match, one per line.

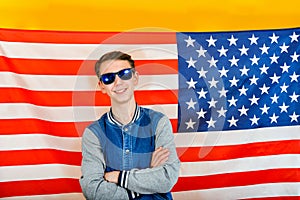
left=116, top=89, right=126, bottom=93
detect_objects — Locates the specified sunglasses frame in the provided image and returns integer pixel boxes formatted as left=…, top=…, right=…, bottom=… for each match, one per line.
left=99, top=68, right=135, bottom=85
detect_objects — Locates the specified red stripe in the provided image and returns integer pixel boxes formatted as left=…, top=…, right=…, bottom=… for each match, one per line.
left=0, top=28, right=176, bottom=44
left=0, top=178, right=81, bottom=198
left=170, top=119, right=178, bottom=133
left=172, top=168, right=300, bottom=192
left=0, top=119, right=88, bottom=137
left=0, top=149, right=81, bottom=166
left=0, top=118, right=178, bottom=136
left=177, top=140, right=300, bottom=162
left=0, top=57, right=178, bottom=75
left=136, top=60, right=178, bottom=75
left=0, top=88, right=178, bottom=106
left=2, top=141, right=297, bottom=166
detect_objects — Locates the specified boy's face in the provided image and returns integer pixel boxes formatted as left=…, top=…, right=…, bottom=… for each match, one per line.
left=98, top=59, right=139, bottom=105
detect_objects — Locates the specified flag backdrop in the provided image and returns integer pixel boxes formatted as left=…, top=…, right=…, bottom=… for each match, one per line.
left=1, top=1, right=300, bottom=200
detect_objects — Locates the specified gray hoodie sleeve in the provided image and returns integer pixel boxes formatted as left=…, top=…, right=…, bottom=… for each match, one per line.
left=117, top=115, right=181, bottom=194
left=79, top=129, right=131, bottom=200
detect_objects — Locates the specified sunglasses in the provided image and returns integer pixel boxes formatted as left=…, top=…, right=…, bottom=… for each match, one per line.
left=99, top=68, right=135, bottom=85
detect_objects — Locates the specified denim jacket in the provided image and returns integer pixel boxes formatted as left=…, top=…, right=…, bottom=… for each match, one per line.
left=80, top=106, right=180, bottom=200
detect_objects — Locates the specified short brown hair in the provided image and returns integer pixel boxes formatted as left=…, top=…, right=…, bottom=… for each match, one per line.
left=95, top=51, right=135, bottom=79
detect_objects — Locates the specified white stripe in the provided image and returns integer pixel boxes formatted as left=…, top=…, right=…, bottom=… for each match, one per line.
left=0, top=134, right=81, bottom=152
left=1, top=125, right=298, bottom=152
left=0, top=164, right=80, bottom=182
left=0, top=103, right=177, bottom=122
left=1, top=193, right=85, bottom=200
left=0, top=41, right=178, bottom=60
left=121, top=171, right=125, bottom=188
left=180, top=154, right=300, bottom=177
left=174, top=125, right=300, bottom=147
left=1, top=154, right=298, bottom=183
left=0, top=72, right=178, bottom=91
left=172, top=183, right=300, bottom=200
left=124, top=171, right=129, bottom=188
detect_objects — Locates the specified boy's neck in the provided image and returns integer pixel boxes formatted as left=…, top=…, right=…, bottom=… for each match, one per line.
left=111, top=100, right=137, bottom=125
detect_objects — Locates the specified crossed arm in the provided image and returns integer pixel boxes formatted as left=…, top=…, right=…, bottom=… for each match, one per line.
left=104, top=147, right=170, bottom=183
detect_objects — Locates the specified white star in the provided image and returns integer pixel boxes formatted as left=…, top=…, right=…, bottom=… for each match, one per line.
left=229, top=55, right=239, bottom=67
left=197, top=67, right=208, bottom=78
left=280, top=83, right=288, bottom=93
left=290, top=72, right=299, bottom=82
left=208, top=77, right=219, bottom=88
left=250, top=115, right=260, bottom=125
left=238, top=85, right=248, bottom=96
left=269, top=113, right=279, bottom=124
left=197, top=88, right=208, bottom=99
left=249, top=75, right=259, bottom=85
left=289, top=112, right=299, bottom=122
left=248, top=34, right=259, bottom=45
left=206, top=117, right=216, bottom=128
left=218, top=87, right=228, bottom=98
left=208, top=98, right=218, bottom=108
left=269, top=33, right=279, bottom=44
left=280, top=62, right=290, bottom=73
left=228, top=96, right=238, bottom=107
left=207, top=56, right=218, bottom=68
left=186, top=57, right=197, bottom=68
left=270, top=73, right=280, bottom=84
left=197, top=108, right=207, bottom=119
left=217, top=107, right=227, bottom=117
left=206, top=35, right=217, bottom=47
left=290, top=52, right=300, bottom=62
left=279, top=102, right=289, bottom=113
left=279, top=43, right=289, bottom=53
left=250, top=54, right=260, bottom=65
left=229, top=76, right=239, bottom=87
left=270, top=93, right=279, bottom=104
left=228, top=116, right=238, bottom=127
left=227, top=35, right=238, bottom=46
left=260, top=64, right=269, bottom=75
left=186, top=98, right=197, bottom=109
left=185, top=118, right=196, bottom=129
left=238, top=105, right=249, bottom=116
left=185, top=36, right=196, bottom=47
left=186, top=78, right=197, bottom=89
left=290, top=92, right=299, bottom=102
left=240, top=65, right=250, bottom=76
left=217, top=46, right=228, bottom=57
left=270, top=53, right=279, bottom=64
left=219, top=67, right=229, bottom=77
left=196, top=46, right=207, bottom=57
left=289, top=32, right=299, bottom=42
left=259, top=84, right=270, bottom=95
left=259, top=44, right=270, bottom=54
left=260, top=104, right=270, bottom=114
left=239, top=45, right=249, bottom=56
left=249, top=94, right=259, bottom=105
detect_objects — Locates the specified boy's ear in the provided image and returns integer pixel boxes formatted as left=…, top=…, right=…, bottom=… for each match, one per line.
left=98, top=81, right=107, bottom=94
left=133, top=70, right=139, bottom=85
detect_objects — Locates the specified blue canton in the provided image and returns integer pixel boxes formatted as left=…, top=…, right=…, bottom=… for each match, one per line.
left=176, top=28, right=300, bottom=132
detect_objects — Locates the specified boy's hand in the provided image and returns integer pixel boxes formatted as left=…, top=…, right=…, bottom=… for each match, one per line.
left=150, top=147, right=170, bottom=168
left=104, top=171, right=120, bottom=184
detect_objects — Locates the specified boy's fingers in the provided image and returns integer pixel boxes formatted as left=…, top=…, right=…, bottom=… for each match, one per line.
left=151, top=147, right=170, bottom=167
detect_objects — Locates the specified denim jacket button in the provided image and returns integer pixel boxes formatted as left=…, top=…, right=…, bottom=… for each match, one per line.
left=125, top=149, right=130, bottom=154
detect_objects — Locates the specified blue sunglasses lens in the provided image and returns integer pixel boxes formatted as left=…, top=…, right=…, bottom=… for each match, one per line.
left=100, top=68, right=134, bottom=85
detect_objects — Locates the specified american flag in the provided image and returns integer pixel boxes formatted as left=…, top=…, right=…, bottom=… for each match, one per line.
left=0, top=27, right=299, bottom=199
